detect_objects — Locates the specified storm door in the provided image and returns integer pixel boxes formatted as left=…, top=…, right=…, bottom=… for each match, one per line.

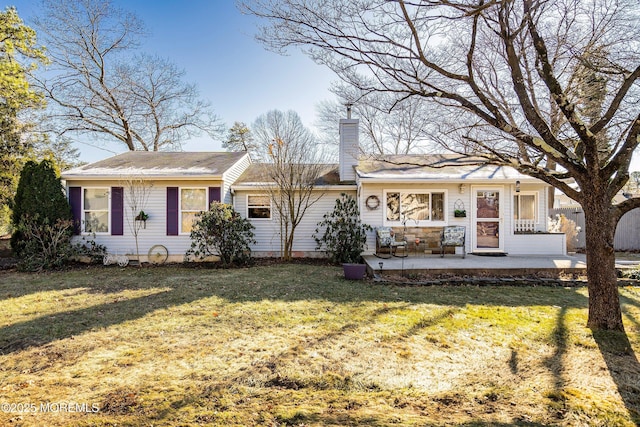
left=472, top=188, right=504, bottom=252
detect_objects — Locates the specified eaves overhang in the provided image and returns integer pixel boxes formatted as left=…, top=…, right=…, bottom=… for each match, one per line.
left=231, top=183, right=358, bottom=191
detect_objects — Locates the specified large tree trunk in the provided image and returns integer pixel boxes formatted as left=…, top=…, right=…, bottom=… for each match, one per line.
left=582, top=197, right=624, bottom=331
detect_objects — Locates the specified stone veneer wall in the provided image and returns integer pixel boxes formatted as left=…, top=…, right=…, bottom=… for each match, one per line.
left=391, top=226, right=459, bottom=254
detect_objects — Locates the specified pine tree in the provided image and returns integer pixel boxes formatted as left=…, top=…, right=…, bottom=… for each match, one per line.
left=223, top=122, right=258, bottom=156
left=0, top=7, right=47, bottom=232
left=10, top=159, right=71, bottom=255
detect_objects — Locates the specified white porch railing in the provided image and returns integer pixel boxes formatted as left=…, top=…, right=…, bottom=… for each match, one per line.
left=514, top=219, right=536, bottom=233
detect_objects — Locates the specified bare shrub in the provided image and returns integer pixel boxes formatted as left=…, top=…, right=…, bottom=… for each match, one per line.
left=549, top=214, right=581, bottom=253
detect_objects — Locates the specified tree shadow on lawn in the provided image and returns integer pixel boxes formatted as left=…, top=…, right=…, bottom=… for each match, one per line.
left=512, top=291, right=640, bottom=424
left=1, top=264, right=639, bottom=424
left=596, top=292, right=640, bottom=424
left=0, top=271, right=91, bottom=301
left=271, top=412, right=554, bottom=427
left=620, top=291, right=640, bottom=311
left=0, top=265, right=154, bottom=301
left=1, top=266, right=588, bottom=352
left=0, top=264, right=595, bottom=359
left=0, top=288, right=179, bottom=353
left=592, top=328, right=640, bottom=424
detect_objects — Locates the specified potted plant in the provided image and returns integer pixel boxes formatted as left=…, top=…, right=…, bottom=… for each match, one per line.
left=454, top=209, right=466, bottom=218
left=314, top=193, right=372, bottom=279
left=135, top=210, right=149, bottom=221
left=134, top=210, right=149, bottom=229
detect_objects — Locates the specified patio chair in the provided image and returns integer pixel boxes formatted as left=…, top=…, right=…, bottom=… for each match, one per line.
left=440, top=226, right=466, bottom=258
left=375, top=226, right=408, bottom=258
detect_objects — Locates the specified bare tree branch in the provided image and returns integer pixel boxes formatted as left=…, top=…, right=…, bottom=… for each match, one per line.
left=243, top=0, right=640, bottom=330
left=253, top=110, right=328, bottom=260
left=34, top=0, right=222, bottom=152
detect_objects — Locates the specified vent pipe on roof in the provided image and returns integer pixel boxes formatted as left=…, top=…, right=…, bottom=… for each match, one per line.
left=346, top=103, right=353, bottom=119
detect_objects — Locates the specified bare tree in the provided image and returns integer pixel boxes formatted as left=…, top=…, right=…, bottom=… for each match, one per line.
left=121, top=177, right=153, bottom=266
left=33, top=0, right=222, bottom=151
left=243, top=0, right=640, bottom=330
left=317, top=89, right=435, bottom=156
left=114, top=54, right=223, bottom=151
left=253, top=110, right=327, bottom=260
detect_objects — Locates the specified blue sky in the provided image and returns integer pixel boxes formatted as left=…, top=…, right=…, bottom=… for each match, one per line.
left=9, top=1, right=640, bottom=171
left=10, top=0, right=338, bottom=162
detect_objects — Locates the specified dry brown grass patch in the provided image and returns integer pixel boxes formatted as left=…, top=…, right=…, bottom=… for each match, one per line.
left=0, top=264, right=638, bottom=426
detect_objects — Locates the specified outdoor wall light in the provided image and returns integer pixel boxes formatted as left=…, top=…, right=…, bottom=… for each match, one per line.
left=459, top=183, right=466, bottom=194
left=515, top=180, right=521, bottom=193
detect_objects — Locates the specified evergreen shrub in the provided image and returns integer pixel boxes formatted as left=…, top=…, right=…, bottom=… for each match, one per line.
left=314, top=193, right=372, bottom=264
left=186, top=202, right=256, bottom=267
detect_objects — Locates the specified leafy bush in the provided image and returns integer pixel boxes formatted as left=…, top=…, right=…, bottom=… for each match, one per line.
left=185, top=202, right=256, bottom=267
left=11, top=159, right=72, bottom=256
left=73, top=233, right=108, bottom=264
left=15, top=216, right=106, bottom=272
left=314, top=193, right=372, bottom=264
left=16, top=216, right=74, bottom=271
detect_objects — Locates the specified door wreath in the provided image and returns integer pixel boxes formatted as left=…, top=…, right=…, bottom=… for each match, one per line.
left=365, top=195, right=380, bottom=210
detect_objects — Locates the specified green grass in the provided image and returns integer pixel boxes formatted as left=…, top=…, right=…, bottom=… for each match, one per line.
left=0, top=263, right=639, bottom=426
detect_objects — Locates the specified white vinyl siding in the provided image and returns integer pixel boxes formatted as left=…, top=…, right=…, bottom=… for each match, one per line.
left=235, top=189, right=357, bottom=255
left=222, top=154, right=251, bottom=204
left=359, top=182, right=562, bottom=255
left=67, top=179, right=227, bottom=262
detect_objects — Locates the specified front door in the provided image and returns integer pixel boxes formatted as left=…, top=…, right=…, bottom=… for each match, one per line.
left=472, top=187, right=504, bottom=253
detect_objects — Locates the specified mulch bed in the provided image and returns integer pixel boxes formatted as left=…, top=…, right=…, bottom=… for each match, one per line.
left=374, top=271, right=640, bottom=287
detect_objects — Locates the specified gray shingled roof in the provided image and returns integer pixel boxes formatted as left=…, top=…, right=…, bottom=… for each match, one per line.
left=234, top=163, right=344, bottom=186
left=357, top=154, right=535, bottom=181
left=62, top=151, right=248, bottom=179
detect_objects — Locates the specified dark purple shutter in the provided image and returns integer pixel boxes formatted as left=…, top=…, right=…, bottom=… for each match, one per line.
left=111, top=187, right=124, bottom=235
left=208, top=187, right=221, bottom=208
left=167, top=187, right=179, bottom=236
left=69, top=187, right=82, bottom=235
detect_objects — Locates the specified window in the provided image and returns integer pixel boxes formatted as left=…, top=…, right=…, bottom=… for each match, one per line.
left=386, top=192, right=401, bottom=221
left=180, top=188, right=207, bottom=233
left=385, top=191, right=446, bottom=224
left=247, top=195, right=271, bottom=219
left=514, top=193, right=536, bottom=221
left=83, top=188, right=110, bottom=233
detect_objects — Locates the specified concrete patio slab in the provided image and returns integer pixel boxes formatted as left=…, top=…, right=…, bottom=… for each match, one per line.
left=363, top=253, right=611, bottom=277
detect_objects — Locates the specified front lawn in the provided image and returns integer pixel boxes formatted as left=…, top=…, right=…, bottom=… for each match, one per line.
left=0, top=264, right=639, bottom=426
